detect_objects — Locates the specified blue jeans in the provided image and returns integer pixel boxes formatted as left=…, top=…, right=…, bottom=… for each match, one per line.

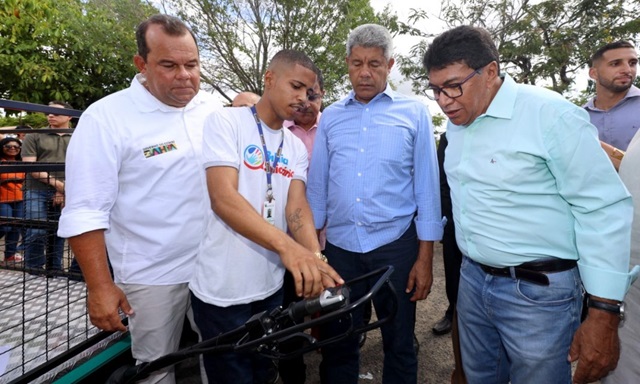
left=320, top=223, right=418, bottom=384
left=457, top=256, right=582, bottom=384
left=24, top=189, right=65, bottom=270
left=0, top=201, right=24, bottom=258
left=191, top=288, right=283, bottom=384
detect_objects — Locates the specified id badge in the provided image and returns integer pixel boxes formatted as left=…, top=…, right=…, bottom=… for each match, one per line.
left=262, top=200, right=276, bottom=225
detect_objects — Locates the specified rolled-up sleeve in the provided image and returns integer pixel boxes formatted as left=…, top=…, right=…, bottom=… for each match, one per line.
left=547, top=108, right=637, bottom=300
left=58, top=112, right=119, bottom=238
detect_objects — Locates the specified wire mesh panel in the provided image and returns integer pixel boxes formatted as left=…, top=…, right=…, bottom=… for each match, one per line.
left=0, top=151, right=112, bottom=383
left=0, top=100, right=128, bottom=382
left=0, top=270, right=99, bottom=383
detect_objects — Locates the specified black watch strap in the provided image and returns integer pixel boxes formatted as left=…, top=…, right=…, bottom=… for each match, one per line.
left=587, top=298, right=622, bottom=316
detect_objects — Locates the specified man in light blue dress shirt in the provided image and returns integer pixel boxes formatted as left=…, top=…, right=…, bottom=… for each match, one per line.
left=307, top=24, right=443, bottom=384
left=423, top=26, right=638, bottom=384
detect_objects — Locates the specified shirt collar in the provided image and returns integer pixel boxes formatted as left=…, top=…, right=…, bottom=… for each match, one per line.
left=344, top=84, right=395, bottom=105
left=46, top=130, right=72, bottom=136
left=482, top=74, right=516, bottom=120
left=130, top=74, right=206, bottom=113
left=284, top=113, right=322, bottom=131
left=584, top=84, right=640, bottom=110
left=627, top=84, right=640, bottom=98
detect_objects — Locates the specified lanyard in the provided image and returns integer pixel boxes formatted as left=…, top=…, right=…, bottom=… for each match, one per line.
left=251, top=106, right=284, bottom=202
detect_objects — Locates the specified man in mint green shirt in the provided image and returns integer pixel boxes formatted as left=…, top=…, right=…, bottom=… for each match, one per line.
left=423, top=25, right=638, bottom=384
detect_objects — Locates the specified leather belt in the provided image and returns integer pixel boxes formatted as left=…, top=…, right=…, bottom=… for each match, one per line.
left=479, top=258, right=577, bottom=286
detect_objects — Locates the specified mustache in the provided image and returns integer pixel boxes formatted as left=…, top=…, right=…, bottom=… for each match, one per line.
left=292, top=103, right=310, bottom=112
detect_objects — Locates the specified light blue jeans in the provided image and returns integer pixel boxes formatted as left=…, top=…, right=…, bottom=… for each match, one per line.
left=457, top=256, right=582, bottom=384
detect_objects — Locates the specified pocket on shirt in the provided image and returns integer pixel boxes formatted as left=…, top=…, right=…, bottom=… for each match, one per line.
left=375, top=128, right=411, bottom=165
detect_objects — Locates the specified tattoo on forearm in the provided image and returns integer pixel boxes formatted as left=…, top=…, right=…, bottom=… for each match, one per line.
left=288, top=208, right=304, bottom=233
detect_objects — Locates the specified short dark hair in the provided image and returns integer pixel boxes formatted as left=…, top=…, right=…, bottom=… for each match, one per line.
left=49, top=100, right=73, bottom=109
left=136, top=14, right=197, bottom=61
left=590, top=40, right=636, bottom=66
left=268, top=49, right=318, bottom=76
left=423, top=25, right=500, bottom=75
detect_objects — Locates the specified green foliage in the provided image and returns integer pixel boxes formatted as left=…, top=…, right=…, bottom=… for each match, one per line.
left=432, top=113, right=446, bottom=129
left=0, top=112, right=47, bottom=128
left=396, top=0, right=640, bottom=96
left=0, top=0, right=157, bottom=110
left=569, top=79, right=595, bottom=106
left=168, top=0, right=380, bottom=103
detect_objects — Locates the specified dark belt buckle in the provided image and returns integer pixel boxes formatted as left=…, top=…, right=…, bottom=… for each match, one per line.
left=515, top=268, right=549, bottom=286
left=481, top=265, right=509, bottom=277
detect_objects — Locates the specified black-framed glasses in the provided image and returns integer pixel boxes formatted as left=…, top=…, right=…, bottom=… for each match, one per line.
left=307, top=89, right=323, bottom=102
left=426, top=69, right=481, bottom=101
left=3, top=145, right=20, bottom=149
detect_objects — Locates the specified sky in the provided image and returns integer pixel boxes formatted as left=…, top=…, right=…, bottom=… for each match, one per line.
left=184, top=0, right=594, bottom=118
left=368, top=1, right=448, bottom=119
left=368, top=0, right=593, bottom=121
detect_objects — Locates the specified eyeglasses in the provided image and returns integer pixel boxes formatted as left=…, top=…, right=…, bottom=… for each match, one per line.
left=307, top=89, right=323, bottom=102
left=426, top=69, right=481, bottom=101
left=3, top=145, right=20, bottom=149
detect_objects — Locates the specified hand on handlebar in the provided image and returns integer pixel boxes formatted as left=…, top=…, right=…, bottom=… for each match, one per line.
left=285, top=285, right=350, bottom=322
left=280, top=245, right=344, bottom=298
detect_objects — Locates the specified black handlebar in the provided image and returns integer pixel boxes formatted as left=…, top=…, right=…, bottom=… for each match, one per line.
left=106, top=265, right=395, bottom=384
left=287, top=284, right=350, bottom=322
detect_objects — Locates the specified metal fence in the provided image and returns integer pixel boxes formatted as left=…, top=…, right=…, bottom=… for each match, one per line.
left=0, top=100, right=124, bottom=383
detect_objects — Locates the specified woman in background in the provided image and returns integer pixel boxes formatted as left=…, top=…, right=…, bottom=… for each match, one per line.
left=0, top=137, right=25, bottom=263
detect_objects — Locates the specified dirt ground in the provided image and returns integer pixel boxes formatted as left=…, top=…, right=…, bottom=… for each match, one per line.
left=177, top=242, right=454, bottom=384
left=177, top=242, right=602, bottom=384
left=173, top=240, right=606, bottom=384
left=301, top=241, right=454, bottom=384
left=295, top=243, right=598, bottom=384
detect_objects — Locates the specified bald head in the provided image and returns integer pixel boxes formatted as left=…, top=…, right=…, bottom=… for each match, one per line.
left=232, top=92, right=261, bottom=107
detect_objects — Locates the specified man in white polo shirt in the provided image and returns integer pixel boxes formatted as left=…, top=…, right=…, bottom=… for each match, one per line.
left=58, top=14, right=221, bottom=384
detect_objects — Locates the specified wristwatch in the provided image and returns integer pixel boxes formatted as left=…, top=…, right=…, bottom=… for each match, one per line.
left=587, top=296, right=625, bottom=323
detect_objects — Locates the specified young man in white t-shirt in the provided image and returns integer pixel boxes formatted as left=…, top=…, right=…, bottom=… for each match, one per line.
left=189, top=49, right=343, bottom=384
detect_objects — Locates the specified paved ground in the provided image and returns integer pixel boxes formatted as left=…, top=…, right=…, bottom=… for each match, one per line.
left=176, top=242, right=455, bottom=383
